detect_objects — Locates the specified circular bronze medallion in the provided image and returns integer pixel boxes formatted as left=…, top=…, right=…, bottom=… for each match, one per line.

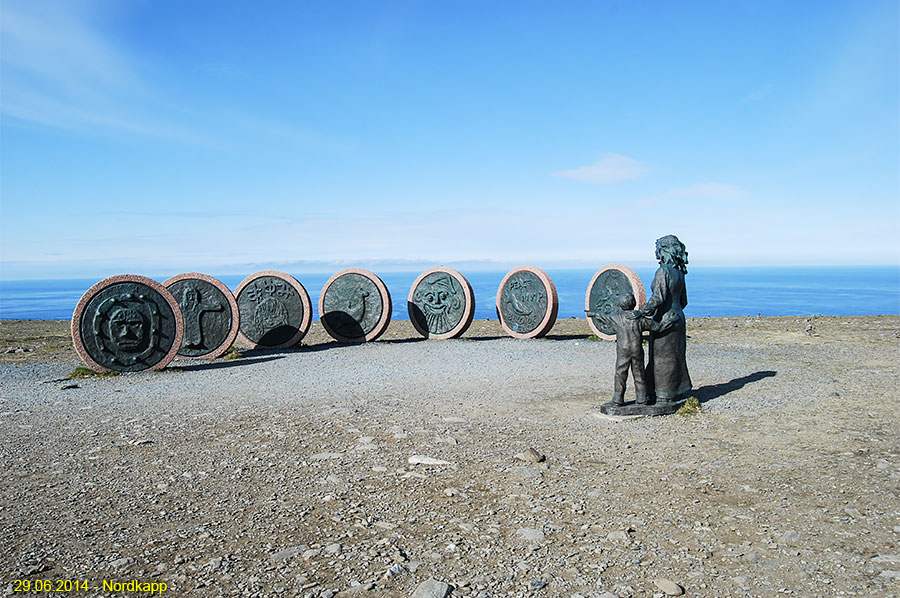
left=585, top=264, right=646, bottom=340
left=234, top=271, right=311, bottom=349
left=319, top=268, right=392, bottom=343
left=496, top=266, right=558, bottom=338
left=408, top=267, right=475, bottom=339
left=71, top=274, right=184, bottom=373
left=163, top=273, right=240, bottom=359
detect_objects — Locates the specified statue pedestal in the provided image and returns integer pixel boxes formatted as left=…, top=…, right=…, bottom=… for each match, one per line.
left=599, top=399, right=685, bottom=417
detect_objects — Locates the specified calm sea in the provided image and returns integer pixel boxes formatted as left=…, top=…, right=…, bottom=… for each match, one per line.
left=1, top=267, right=898, bottom=321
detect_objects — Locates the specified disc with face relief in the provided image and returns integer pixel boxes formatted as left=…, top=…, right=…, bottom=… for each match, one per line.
left=408, top=267, right=475, bottom=339
left=71, top=275, right=184, bottom=373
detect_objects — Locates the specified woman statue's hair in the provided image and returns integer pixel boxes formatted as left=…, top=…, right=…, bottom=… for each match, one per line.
left=655, top=234, right=688, bottom=274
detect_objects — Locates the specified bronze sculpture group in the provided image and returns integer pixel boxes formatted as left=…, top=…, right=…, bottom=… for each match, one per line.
left=590, top=234, right=692, bottom=416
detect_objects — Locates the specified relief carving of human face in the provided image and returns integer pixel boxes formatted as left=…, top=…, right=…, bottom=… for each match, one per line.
left=108, top=307, right=146, bottom=351
left=420, top=275, right=460, bottom=332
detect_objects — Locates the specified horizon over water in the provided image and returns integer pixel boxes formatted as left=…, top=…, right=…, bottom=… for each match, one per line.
left=1, top=266, right=898, bottom=321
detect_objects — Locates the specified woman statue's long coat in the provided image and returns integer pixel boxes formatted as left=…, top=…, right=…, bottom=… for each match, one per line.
left=641, top=263, right=692, bottom=401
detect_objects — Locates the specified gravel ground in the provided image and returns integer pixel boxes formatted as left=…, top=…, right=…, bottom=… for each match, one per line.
left=1, top=316, right=899, bottom=598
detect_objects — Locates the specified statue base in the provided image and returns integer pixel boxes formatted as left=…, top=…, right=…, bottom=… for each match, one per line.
left=599, top=399, right=686, bottom=417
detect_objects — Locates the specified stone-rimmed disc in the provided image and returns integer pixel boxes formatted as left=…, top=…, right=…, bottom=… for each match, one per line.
left=71, top=274, right=184, bottom=373
left=319, top=268, right=392, bottom=343
left=163, top=272, right=240, bottom=359
left=408, top=267, right=475, bottom=339
left=585, top=264, right=646, bottom=341
left=234, top=271, right=311, bottom=349
left=495, top=266, right=559, bottom=339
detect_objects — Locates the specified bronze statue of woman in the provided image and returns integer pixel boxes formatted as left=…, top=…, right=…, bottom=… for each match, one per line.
left=638, top=235, right=692, bottom=402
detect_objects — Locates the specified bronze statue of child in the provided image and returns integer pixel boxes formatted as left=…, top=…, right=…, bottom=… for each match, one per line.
left=587, top=293, right=676, bottom=405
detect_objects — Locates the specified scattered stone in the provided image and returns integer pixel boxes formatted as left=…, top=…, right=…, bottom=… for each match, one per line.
left=20, top=563, right=51, bottom=575
left=109, top=557, right=132, bottom=568
left=778, top=530, right=800, bottom=542
left=653, top=578, right=684, bottom=596
left=607, top=530, right=632, bottom=542
left=325, top=543, right=342, bottom=554
left=383, top=564, right=406, bottom=579
left=528, top=579, right=548, bottom=591
left=515, top=528, right=545, bottom=542
left=514, top=467, right=543, bottom=478
left=311, top=452, right=343, bottom=461
left=408, top=455, right=451, bottom=466
left=207, top=557, right=223, bottom=569
left=411, top=579, right=452, bottom=598
left=514, top=447, right=545, bottom=463
left=338, top=583, right=375, bottom=596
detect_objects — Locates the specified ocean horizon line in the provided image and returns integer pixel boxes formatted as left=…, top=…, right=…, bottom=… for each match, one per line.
left=2, top=266, right=898, bottom=321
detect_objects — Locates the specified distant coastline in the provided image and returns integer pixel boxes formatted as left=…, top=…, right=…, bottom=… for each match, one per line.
left=1, top=266, right=898, bottom=320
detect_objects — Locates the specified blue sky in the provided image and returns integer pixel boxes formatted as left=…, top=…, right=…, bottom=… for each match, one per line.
left=1, top=0, right=898, bottom=280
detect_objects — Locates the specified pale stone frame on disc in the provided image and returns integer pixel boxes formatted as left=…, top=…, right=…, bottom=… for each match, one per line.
left=318, top=268, right=393, bottom=343
left=163, top=272, right=241, bottom=360
left=495, top=265, right=559, bottom=339
left=584, top=263, right=647, bottom=341
left=407, top=266, right=476, bottom=339
left=71, top=274, right=185, bottom=373
left=234, top=270, right=312, bottom=349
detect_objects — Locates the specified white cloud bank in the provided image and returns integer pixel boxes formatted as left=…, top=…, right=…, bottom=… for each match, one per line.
left=553, top=153, right=648, bottom=183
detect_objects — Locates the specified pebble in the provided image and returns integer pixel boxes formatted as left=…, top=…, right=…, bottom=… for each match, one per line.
left=408, top=455, right=451, bottom=466
left=325, top=543, right=342, bottom=554
left=411, top=578, right=452, bottom=598
left=514, top=467, right=543, bottom=478
left=528, top=579, right=547, bottom=590
left=653, top=578, right=684, bottom=596
left=778, top=530, right=800, bottom=542
left=515, top=528, right=545, bottom=542
left=514, top=447, right=545, bottom=463
left=311, top=452, right=343, bottom=460
left=606, top=530, right=631, bottom=542
left=271, top=546, right=306, bottom=561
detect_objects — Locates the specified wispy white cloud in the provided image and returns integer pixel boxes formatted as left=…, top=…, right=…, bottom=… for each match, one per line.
left=553, top=153, right=648, bottom=183
left=667, top=182, right=748, bottom=199
left=0, top=1, right=199, bottom=141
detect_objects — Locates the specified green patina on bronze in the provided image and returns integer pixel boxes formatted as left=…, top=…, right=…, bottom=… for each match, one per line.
left=499, top=271, right=548, bottom=334
left=588, top=269, right=633, bottom=336
left=236, top=275, right=305, bottom=347
left=410, top=272, right=466, bottom=335
left=168, top=278, right=232, bottom=357
left=78, top=281, right=179, bottom=372
left=322, top=273, right=383, bottom=340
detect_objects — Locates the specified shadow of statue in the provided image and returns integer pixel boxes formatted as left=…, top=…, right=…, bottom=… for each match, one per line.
left=693, top=370, right=777, bottom=404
